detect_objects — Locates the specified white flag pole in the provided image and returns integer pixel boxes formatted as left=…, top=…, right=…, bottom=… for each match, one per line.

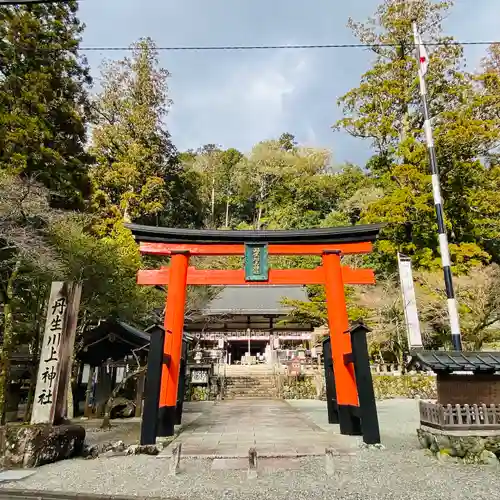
left=412, top=22, right=462, bottom=351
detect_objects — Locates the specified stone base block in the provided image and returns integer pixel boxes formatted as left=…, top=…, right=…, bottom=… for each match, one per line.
left=0, top=424, right=85, bottom=468
left=417, top=425, right=500, bottom=466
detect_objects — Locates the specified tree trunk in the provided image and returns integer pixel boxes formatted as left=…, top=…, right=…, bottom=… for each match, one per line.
left=66, top=363, right=74, bottom=420
left=101, top=365, right=146, bottom=429
left=24, top=367, right=37, bottom=423
left=0, top=259, right=21, bottom=425
left=211, top=177, right=216, bottom=228
left=225, top=197, right=230, bottom=228
left=24, top=325, right=42, bottom=422
left=256, top=206, right=263, bottom=230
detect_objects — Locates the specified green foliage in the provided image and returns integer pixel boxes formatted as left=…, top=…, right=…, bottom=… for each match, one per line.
left=280, top=373, right=437, bottom=401
left=282, top=284, right=367, bottom=329
left=0, top=2, right=92, bottom=210
left=372, top=374, right=437, bottom=400
left=89, top=38, right=202, bottom=234
left=280, top=374, right=322, bottom=400
left=189, top=385, right=209, bottom=401
left=336, top=0, right=500, bottom=269
left=49, top=219, right=162, bottom=332
left=3, top=0, right=500, bottom=419
left=182, top=145, right=244, bottom=228
left=416, top=264, right=500, bottom=350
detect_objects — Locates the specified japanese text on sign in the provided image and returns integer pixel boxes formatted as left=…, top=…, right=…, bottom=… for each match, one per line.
left=38, top=296, right=66, bottom=406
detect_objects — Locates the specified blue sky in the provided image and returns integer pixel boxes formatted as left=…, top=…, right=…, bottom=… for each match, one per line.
left=79, top=0, right=499, bottom=165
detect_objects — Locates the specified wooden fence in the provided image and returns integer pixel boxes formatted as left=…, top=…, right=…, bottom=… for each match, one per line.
left=419, top=400, right=500, bottom=430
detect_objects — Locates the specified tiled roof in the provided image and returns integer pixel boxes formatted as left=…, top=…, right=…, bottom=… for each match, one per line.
left=200, top=285, right=308, bottom=316
left=410, top=351, right=500, bottom=373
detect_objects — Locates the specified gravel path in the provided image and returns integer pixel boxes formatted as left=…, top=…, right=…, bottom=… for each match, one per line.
left=2, top=399, right=500, bottom=500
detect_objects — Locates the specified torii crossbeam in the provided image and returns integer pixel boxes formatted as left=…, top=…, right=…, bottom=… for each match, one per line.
left=128, top=223, right=382, bottom=445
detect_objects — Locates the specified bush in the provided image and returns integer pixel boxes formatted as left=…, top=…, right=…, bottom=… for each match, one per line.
left=280, top=374, right=325, bottom=400
left=189, top=386, right=209, bottom=401
left=372, top=374, right=436, bottom=399
left=279, top=373, right=436, bottom=400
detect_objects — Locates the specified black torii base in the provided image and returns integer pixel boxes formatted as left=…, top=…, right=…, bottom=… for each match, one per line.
left=322, top=335, right=339, bottom=424
left=322, top=323, right=381, bottom=445
left=140, top=327, right=165, bottom=445
left=140, top=328, right=190, bottom=445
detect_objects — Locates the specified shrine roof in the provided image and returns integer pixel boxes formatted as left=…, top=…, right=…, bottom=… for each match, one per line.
left=79, top=321, right=194, bottom=366
left=410, top=351, right=500, bottom=373
left=79, top=320, right=150, bottom=365
left=126, top=223, right=382, bottom=244
left=199, top=285, right=308, bottom=316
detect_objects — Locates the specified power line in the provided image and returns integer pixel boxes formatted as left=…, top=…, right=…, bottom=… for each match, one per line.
left=78, top=41, right=499, bottom=52
left=0, top=1, right=72, bottom=4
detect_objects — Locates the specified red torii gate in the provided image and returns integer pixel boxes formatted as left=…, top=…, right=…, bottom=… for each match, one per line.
left=128, top=223, right=382, bottom=445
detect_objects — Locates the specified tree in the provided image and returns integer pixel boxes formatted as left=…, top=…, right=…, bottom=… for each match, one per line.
left=90, top=38, right=202, bottom=234
left=0, top=173, right=65, bottom=422
left=183, top=145, right=244, bottom=228
left=335, top=0, right=500, bottom=270
left=278, top=132, right=297, bottom=152
left=218, top=148, right=244, bottom=227
left=482, top=43, right=500, bottom=76
left=0, top=1, right=93, bottom=209
left=235, top=140, right=337, bottom=230
left=355, top=275, right=408, bottom=365
left=0, top=171, right=163, bottom=421
left=49, top=219, right=162, bottom=336
left=416, top=265, right=500, bottom=350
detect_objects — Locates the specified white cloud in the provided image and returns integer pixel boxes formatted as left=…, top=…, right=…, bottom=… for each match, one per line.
left=168, top=51, right=313, bottom=152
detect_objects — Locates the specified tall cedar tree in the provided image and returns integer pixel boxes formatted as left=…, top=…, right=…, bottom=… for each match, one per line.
left=0, top=2, right=92, bottom=210
left=90, top=38, right=204, bottom=234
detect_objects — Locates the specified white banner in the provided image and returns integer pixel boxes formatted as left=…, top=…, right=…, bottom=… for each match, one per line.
left=397, top=253, right=423, bottom=348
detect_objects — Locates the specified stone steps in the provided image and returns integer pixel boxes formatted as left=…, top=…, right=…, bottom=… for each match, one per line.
left=225, top=387, right=278, bottom=393
left=224, top=375, right=278, bottom=399
left=225, top=384, right=275, bottom=387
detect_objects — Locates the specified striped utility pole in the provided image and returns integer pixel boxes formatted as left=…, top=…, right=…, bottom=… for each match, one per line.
left=412, top=22, right=462, bottom=351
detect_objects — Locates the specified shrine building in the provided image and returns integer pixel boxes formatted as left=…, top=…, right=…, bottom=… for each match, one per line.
left=184, top=285, right=314, bottom=365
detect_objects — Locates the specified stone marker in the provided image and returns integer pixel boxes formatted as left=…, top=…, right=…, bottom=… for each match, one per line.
left=169, top=442, right=182, bottom=476
left=248, top=447, right=258, bottom=479
left=31, top=282, right=82, bottom=425
left=325, top=447, right=336, bottom=476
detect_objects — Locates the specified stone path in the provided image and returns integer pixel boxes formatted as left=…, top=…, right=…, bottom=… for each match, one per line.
left=160, top=399, right=351, bottom=458
left=4, top=400, right=500, bottom=500
left=78, top=401, right=209, bottom=449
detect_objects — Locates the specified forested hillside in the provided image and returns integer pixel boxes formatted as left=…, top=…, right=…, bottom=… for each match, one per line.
left=1, top=0, right=500, bottom=417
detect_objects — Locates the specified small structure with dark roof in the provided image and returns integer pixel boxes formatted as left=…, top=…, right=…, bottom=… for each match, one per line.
left=410, top=351, right=500, bottom=408
left=410, top=351, right=500, bottom=374
left=79, top=320, right=150, bottom=367
left=410, top=351, right=500, bottom=432
left=77, top=321, right=193, bottom=420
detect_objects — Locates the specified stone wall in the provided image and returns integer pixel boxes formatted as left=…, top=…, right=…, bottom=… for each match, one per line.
left=417, top=425, right=500, bottom=466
